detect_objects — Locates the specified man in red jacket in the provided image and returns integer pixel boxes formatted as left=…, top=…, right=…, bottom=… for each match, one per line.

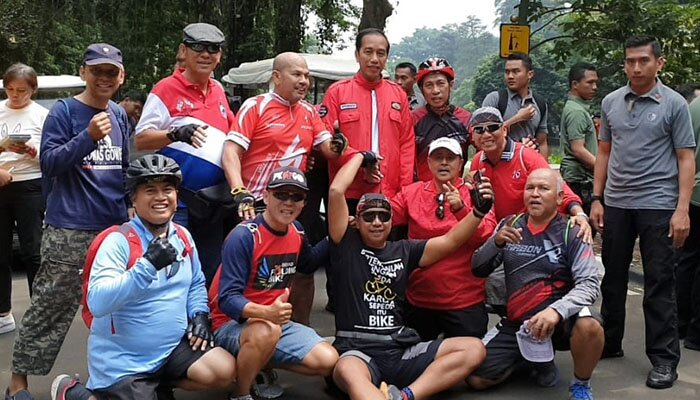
left=320, top=28, right=415, bottom=208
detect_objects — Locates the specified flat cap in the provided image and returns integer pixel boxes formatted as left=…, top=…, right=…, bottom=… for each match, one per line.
left=183, top=23, right=225, bottom=44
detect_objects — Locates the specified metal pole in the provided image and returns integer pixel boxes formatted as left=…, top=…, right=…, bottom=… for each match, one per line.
left=518, top=0, right=530, bottom=25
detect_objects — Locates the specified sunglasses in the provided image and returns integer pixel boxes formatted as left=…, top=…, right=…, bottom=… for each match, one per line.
left=185, top=42, right=222, bottom=54
left=472, top=123, right=502, bottom=134
left=435, top=193, right=445, bottom=220
left=360, top=210, right=392, bottom=223
left=271, top=191, right=306, bottom=202
left=87, top=66, right=120, bottom=78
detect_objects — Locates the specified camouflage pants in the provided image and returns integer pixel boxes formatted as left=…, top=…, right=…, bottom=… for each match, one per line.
left=12, top=225, right=99, bottom=375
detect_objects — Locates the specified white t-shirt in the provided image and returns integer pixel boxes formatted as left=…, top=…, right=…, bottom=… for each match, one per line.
left=0, top=100, right=48, bottom=181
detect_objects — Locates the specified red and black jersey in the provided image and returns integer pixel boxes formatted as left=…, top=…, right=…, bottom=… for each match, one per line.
left=412, top=104, right=471, bottom=182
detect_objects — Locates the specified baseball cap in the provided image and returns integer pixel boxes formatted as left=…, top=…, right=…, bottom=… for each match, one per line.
left=469, top=106, right=504, bottom=128
left=515, top=322, right=554, bottom=362
left=356, top=193, right=392, bottom=215
left=183, top=23, right=225, bottom=44
left=428, top=137, right=463, bottom=157
left=267, top=166, right=308, bottom=191
left=84, top=43, right=123, bottom=68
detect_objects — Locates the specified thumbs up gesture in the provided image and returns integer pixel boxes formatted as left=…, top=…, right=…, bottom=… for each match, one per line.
left=266, top=288, right=293, bottom=325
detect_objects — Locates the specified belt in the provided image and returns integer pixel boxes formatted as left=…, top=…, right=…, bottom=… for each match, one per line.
left=335, top=330, right=394, bottom=341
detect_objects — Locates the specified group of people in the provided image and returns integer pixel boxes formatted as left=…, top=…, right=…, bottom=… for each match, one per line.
left=0, top=18, right=697, bottom=400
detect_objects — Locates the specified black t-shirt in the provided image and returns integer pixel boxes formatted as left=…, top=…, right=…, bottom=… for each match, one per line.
left=329, top=228, right=427, bottom=334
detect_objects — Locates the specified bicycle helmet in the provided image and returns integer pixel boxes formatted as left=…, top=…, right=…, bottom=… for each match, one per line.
left=126, top=154, right=182, bottom=192
left=416, top=57, right=455, bottom=85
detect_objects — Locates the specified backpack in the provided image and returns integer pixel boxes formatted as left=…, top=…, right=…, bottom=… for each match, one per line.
left=497, top=88, right=547, bottom=127
left=81, top=222, right=193, bottom=329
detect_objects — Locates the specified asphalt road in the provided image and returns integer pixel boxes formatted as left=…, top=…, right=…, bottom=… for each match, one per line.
left=1, top=267, right=699, bottom=399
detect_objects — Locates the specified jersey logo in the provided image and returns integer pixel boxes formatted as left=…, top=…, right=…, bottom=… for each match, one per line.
left=340, top=103, right=358, bottom=110
left=254, top=254, right=297, bottom=290
left=219, top=103, right=227, bottom=119
left=176, top=98, right=195, bottom=112
left=319, top=105, right=328, bottom=118
left=512, top=169, right=522, bottom=180
left=647, top=112, right=657, bottom=122
left=507, top=239, right=564, bottom=275
left=391, top=102, right=401, bottom=111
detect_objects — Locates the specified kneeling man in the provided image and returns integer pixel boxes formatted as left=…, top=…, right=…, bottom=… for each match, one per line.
left=52, top=154, right=236, bottom=399
left=209, top=166, right=338, bottom=400
left=469, top=168, right=603, bottom=400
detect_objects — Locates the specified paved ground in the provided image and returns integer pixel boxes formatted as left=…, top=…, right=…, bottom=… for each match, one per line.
left=2, top=266, right=699, bottom=400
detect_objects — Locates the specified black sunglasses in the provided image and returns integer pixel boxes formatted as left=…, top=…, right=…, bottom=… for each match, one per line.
left=185, top=42, right=222, bottom=54
left=360, top=210, right=392, bottom=223
left=435, top=193, right=445, bottom=220
left=472, top=123, right=502, bottom=134
left=271, top=191, right=306, bottom=202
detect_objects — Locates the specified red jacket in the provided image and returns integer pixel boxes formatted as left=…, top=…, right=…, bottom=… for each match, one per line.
left=391, top=178, right=497, bottom=310
left=470, top=139, right=582, bottom=220
left=321, top=73, right=415, bottom=199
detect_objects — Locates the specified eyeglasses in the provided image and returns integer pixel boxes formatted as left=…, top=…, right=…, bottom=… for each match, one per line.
left=472, top=123, right=502, bottom=135
left=87, top=66, right=121, bottom=78
left=435, top=193, right=445, bottom=220
left=271, top=191, right=306, bottom=202
left=360, top=210, right=392, bottom=223
left=185, top=42, right=222, bottom=54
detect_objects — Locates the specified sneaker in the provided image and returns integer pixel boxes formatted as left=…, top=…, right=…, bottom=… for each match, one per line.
left=532, top=361, right=559, bottom=387
left=569, top=382, right=594, bottom=400
left=645, top=365, right=677, bottom=389
left=252, top=369, right=284, bottom=399
left=684, top=339, right=700, bottom=351
left=50, top=374, right=81, bottom=400
left=4, top=388, right=35, bottom=400
left=0, top=313, right=16, bottom=335
left=380, top=383, right=403, bottom=400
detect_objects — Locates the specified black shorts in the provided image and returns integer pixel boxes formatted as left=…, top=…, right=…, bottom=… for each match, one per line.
left=473, top=307, right=602, bottom=381
left=92, top=338, right=207, bottom=400
left=334, top=337, right=443, bottom=388
left=405, top=302, right=488, bottom=340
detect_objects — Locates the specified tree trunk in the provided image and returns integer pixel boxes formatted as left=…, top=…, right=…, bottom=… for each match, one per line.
left=274, top=0, right=303, bottom=53
left=358, top=0, right=393, bottom=31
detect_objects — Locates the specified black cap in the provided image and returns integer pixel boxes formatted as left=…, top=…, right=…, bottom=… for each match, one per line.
left=267, top=166, right=309, bottom=191
left=183, top=23, right=225, bottom=44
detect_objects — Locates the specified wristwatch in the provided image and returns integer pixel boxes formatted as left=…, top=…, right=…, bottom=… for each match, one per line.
left=591, top=195, right=604, bottom=205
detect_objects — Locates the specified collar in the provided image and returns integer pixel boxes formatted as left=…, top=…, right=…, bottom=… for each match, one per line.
left=623, top=78, right=664, bottom=104
left=354, top=72, right=384, bottom=90
left=269, top=91, right=293, bottom=107
left=567, top=94, right=591, bottom=110
left=507, top=86, right=533, bottom=100
left=426, top=103, right=454, bottom=117
left=132, top=215, right=176, bottom=242
left=480, top=138, right=516, bottom=164
left=172, top=68, right=215, bottom=91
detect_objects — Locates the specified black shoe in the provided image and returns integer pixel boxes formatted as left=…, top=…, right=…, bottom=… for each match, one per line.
left=645, top=365, right=678, bottom=389
left=684, top=339, right=700, bottom=351
left=324, top=302, right=335, bottom=313
left=600, top=347, right=624, bottom=359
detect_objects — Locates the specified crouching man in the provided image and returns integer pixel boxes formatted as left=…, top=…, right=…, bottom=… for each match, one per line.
left=328, top=152, right=490, bottom=400
left=468, top=168, right=604, bottom=400
left=51, top=154, right=236, bottom=400
left=209, top=166, right=339, bottom=400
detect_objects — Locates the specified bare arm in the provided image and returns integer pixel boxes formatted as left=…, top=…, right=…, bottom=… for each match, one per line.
left=328, top=153, right=364, bottom=244
left=222, top=140, right=247, bottom=189
left=419, top=212, right=484, bottom=267
left=536, top=132, right=548, bottom=159
left=670, top=148, right=695, bottom=247
left=590, top=140, right=611, bottom=231
left=135, top=128, right=172, bottom=150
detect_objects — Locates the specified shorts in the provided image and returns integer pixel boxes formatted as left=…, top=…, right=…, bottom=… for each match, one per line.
left=334, top=337, right=443, bottom=388
left=473, top=307, right=602, bottom=381
left=91, top=338, right=206, bottom=399
left=215, top=320, right=324, bottom=365
left=405, top=302, right=488, bottom=340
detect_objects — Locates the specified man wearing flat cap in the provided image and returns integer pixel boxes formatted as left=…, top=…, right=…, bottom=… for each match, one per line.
left=135, top=22, right=236, bottom=287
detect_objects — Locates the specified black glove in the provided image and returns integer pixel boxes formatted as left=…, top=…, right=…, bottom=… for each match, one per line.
left=360, top=151, right=379, bottom=168
left=329, top=130, right=348, bottom=155
left=166, top=124, right=200, bottom=145
left=187, top=312, right=213, bottom=345
left=143, top=237, right=179, bottom=270
left=470, top=182, right=493, bottom=218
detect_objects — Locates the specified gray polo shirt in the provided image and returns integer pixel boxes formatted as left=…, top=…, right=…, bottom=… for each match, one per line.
left=482, top=87, right=548, bottom=142
left=600, top=80, right=696, bottom=209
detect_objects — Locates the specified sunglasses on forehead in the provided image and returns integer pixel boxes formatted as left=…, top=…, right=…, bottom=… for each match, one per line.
left=271, top=191, right=306, bottom=202
left=472, top=123, right=502, bottom=134
left=184, top=42, right=222, bottom=54
left=360, top=210, right=392, bottom=223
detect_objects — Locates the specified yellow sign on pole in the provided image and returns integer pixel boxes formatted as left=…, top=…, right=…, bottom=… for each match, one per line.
left=500, top=24, right=530, bottom=58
